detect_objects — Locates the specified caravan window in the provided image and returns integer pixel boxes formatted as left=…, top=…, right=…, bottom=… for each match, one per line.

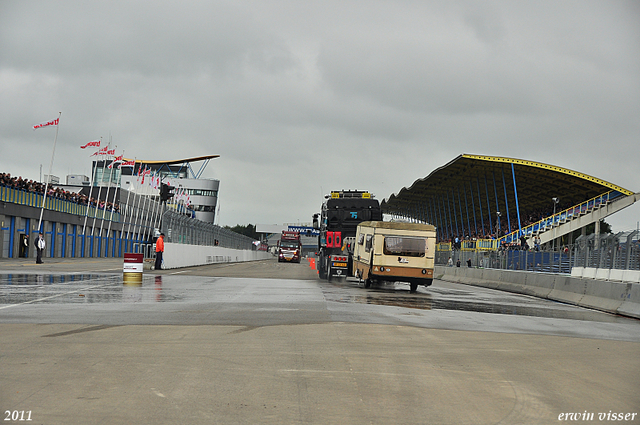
left=383, top=237, right=426, bottom=257
left=357, top=234, right=365, bottom=245
left=365, top=235, right=373, bottom=253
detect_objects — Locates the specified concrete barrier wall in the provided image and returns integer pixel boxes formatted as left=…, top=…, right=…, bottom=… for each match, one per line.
left=435, top=266, right=640, bottom=320
left=163, top=242, right=272, bottom=269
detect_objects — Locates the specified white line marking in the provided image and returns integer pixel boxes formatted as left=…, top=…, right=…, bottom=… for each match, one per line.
left=0, top=283, right=114, bottom=310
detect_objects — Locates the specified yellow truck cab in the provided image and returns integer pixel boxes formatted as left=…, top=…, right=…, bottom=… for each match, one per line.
left=352, top=221, right=436, bottom=292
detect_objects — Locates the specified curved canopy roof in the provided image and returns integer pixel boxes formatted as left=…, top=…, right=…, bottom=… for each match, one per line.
left=382, top=154, right=633, bottom=221
left=123, top=155, right=220, bottom=165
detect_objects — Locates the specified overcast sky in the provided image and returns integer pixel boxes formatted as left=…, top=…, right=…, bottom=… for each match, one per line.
left=1, top=1, right=639, bottom=230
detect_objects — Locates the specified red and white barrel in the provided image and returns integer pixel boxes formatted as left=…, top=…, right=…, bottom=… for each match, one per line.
left=123, top=253, right=144, bottom=284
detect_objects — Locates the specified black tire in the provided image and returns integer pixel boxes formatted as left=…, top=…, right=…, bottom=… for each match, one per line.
left=318, top=254, right=327, bottom=279
left=364, top=278, right=371, bottom=289
left=410, top=282, right=418, bottom=293
left=327, top=263, right=332, bottom=282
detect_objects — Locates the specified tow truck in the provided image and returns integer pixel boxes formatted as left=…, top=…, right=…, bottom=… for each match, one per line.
left=313, top=190, right=382, bottom=280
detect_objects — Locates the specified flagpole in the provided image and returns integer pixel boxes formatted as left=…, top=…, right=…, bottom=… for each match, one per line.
left=147, top=173, right=160, bottom=238
left=151, top=182, right=162, bottom=237
left=134, top=177, right=148, bottom=251
left=37, top=111, right=61, bottom=232
left=99, top=142, right=117, bottom=248
left=130, top=166, right=145, bottom=252
left=136, top=171, right=152, bottom=248
left=152, top=174, right=164, bottom=236
left=121, top=159, right=136, bottom=253
left=124, top=162, right=139, bottom=251
left=82, top=138, right=101, bottom=237
left=106, top=150, right=123, bottom=256
left=91, top=142, right=110, bottom=251
left=135, top=176, right=147, bottom=246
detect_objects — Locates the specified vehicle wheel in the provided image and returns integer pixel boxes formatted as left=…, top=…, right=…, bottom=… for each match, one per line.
left=364, top=278, right=371, bottom=289
left=318, top=254, right=327, bottom=279
left=410, top=282, right=418, bottom=293
left=327, top=263, right=332, bottom=282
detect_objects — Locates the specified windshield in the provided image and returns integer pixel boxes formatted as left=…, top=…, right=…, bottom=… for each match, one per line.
left=383, top=237, right=426, bottom=257
left=280, top=241, right=299, bottom=249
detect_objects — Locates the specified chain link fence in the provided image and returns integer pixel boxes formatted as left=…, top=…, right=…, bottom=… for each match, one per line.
left=160, top=209, right=256, bottom=250
left=572, top=230, right=639, bottom=270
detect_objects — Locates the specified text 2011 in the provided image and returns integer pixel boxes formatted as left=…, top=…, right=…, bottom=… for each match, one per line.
left=4, top=411, right=32, bottom=421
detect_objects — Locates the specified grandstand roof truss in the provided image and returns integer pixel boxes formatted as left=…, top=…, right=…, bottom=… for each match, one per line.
left=382, top=154, right=635, bottom=242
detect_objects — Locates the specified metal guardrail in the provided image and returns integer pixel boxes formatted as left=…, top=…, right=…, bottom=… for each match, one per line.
left=573, top=230, right=640, bottom=270
left=436, top=230, right=640, bottom=273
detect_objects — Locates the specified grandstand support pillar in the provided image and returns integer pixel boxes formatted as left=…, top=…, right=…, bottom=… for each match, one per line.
left=442, top=195, right=451, bottom=240
left=457, top=187, right=465, bottom=237
left=501, top=167, right=511, bottom=234
left=439, top=196, right=447, bottom=240
left=511, top=163, right=522, bottom=237
left=447, top=191, right=457, bottom=238
left=594, top=219, right=600, bottom=250
left=469, top=181, right=477, bottom=238
left=492, top=171, right=501, bottom=236
left=461, top=185, right=471, bottom=238
left=552, top=197, right=559, bottom=251
left=484, top=174, right=493, bottom=236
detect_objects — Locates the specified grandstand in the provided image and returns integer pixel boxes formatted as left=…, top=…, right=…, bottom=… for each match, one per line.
left=382, top=154, right=639, bottom=250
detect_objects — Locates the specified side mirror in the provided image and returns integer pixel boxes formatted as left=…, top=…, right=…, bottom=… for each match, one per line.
left=312, top=213, right=319, bottom=230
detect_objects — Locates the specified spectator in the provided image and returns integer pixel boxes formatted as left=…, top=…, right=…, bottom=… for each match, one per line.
left=0, top=172, right=120, bottom=211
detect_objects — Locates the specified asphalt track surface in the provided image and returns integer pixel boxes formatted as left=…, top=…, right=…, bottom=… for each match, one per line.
left=0, top=257, right=639, bottom=425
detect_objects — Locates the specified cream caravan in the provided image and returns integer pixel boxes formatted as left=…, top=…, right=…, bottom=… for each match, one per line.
left=352, top=221, right=436, bottom=292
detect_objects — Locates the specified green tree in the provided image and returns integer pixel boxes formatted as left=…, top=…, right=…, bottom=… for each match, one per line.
left=224, top=224, right=259, bottom=240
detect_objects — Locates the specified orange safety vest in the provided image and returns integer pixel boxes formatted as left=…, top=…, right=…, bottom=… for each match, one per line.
left=155, top=236, right=164, bottom=252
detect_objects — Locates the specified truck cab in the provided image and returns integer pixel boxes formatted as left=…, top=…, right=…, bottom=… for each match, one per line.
left=278, top=231, right=302, bottom=263
left=313, top=190, right=382, bottom=280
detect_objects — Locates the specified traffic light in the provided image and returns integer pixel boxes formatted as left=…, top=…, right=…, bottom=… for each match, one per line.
left=159, top=184, right=167, bottom=202
left=160, top=183, right=175, bottom=203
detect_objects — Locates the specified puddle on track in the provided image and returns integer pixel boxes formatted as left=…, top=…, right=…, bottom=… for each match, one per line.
left=0, top=273, right=182, bottom=304
left=322, top=282, right=633, bottom=323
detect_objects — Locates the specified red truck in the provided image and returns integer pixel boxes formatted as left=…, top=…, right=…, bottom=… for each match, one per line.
left=278, top=231, right=302, bottom=263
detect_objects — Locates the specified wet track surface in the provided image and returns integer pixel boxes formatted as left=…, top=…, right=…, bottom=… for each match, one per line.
left=0, top=269, right=637, bottom=340
left=1, top=260, right=639, bottom=425
left=323, top=280, right=631, bottom=323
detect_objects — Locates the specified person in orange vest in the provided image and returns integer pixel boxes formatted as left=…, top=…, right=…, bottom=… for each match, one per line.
left=154, top=233, right=165, bottom=270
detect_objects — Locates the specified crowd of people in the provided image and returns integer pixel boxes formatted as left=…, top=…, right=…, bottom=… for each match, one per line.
left=447, top=232, right=544, bottom=252
left=437, top=202, right=577, bottom=246
left=1, top=172, right=120, bottom=213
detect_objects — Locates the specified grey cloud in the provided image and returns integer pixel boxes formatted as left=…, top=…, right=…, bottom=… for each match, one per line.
left=1, top=0, right=639, bottom=230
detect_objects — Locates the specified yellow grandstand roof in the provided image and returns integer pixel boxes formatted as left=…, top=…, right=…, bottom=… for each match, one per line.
left=382, top=154, right=634, bottom=218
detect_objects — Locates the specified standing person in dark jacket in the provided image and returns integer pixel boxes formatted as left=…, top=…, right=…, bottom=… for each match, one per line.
left=34, top=232, right=45, bottom=264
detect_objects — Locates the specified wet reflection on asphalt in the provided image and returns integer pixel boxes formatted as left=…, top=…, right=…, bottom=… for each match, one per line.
left=320, top=279, right=633, bottom=324
left=0, top=273, right=181, bottom=305
left=0, top=272, right=636, bottom=326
